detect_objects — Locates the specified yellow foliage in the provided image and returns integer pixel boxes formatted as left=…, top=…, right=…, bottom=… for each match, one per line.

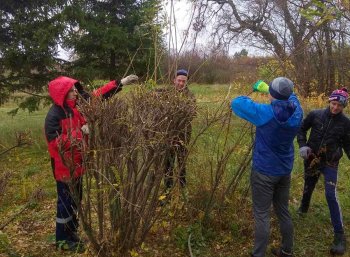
left=158, top=195, right=166, bottom=201
left=130, top=249, right=139, bottom=257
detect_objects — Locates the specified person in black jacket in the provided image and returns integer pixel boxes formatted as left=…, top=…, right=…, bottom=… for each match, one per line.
left=162, top=69, right=196, bottom=189
left=297, top=87, right=350, bottom=255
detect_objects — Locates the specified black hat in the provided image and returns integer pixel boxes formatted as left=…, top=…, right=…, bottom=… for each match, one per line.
left=176, top=69, right=188, bottom=77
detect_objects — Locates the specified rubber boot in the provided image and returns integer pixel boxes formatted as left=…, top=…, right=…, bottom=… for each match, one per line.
left=330, top=233, right=346, bottom=255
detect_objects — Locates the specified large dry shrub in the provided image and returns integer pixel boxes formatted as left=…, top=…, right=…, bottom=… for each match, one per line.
left=58, top=85, right=255, bottom=256
left=76, top=87, right=196, bottom=256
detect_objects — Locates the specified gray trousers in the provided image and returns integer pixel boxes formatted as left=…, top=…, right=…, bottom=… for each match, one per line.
left=251, top=169, right=294, bottom=257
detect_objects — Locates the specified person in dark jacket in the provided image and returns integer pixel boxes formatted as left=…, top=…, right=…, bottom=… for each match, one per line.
left=45, top=75, right=138, bottom=252
left=297, top=87, right=350, bottom=255
left=232, top=77, right=303, bottom=257
left=163, top=69, right=196, bottom=189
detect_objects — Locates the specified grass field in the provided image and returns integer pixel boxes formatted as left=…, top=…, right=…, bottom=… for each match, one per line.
left=1, top=84, right=350, bottom=257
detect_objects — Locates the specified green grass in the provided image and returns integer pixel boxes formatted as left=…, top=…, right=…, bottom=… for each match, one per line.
left=1, top=84, right=350, bottom=257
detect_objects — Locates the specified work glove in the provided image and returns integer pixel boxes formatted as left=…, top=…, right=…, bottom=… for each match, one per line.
left=252, top=80, right=269, bottom=94
left=81, top=124, right=89, bottom=135
left=299, top=146, right=312, bottom=160
left=120, top=74, right=139, bottom=86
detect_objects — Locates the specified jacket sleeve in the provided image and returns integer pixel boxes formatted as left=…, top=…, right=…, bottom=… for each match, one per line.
left=343, top=119, right=350, bottom=159
left=297, top=111, right=314, bottom=148
left=231, top=96, right=273, bottom=127
left=45, top=111, right=61, bottom=142
left=92, top=80, right=122, bottom=100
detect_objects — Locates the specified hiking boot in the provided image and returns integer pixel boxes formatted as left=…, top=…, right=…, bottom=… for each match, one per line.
left=330, top=233, right=346, bottom=255
left=271, top=248, right=293, bottom=257
left=56, top=240, right=85, bottom=253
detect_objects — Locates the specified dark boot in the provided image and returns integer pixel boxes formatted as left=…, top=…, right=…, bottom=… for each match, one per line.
left=297, top=202, right=309, bottom=215
left=330, top=233, right=346, bottom=255
left=271, top=248, right=293, bottom=257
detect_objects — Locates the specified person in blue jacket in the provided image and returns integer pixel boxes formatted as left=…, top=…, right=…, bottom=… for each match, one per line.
left=231, top=77, right=303, bottom=257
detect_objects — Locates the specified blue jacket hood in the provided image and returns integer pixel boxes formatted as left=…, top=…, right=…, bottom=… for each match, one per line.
left=271, top=95, right=303, bottom=128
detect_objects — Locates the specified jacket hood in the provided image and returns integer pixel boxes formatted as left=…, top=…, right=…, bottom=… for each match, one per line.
left=271, top=96, right=303, bottom=127
left=48, top=76, right=78, bottom=107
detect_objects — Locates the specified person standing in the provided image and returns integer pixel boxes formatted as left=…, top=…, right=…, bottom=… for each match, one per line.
left=163, top=69, right=196, bottom=189
left=45, top=75, right=137, bottom=251
left=297, top=87, right=350, bottom=255
left=231, top=77, right=303, bottom=257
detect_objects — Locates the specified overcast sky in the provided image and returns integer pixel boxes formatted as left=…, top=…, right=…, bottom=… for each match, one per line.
left=162, top=0, right=259, bottom=56
left=163, top=0, right=200, bottom=53
left=59, top=1, right=255, bottom=60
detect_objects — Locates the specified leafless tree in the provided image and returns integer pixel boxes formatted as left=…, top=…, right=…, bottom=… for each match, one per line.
left=193, top=0, right=340, bottom=94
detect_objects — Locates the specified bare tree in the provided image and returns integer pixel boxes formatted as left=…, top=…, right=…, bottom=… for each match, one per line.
left=194, top=0, right=333, bottom=94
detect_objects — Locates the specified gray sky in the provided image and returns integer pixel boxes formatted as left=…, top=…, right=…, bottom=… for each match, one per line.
left=163, top=0, right=259, bottom=56
left=163, top=1, right=199, bottom=53
left=58, top=0, right=257, bottom=60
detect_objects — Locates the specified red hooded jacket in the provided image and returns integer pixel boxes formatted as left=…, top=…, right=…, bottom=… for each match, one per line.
left=45, top=76, right=121, bottom=181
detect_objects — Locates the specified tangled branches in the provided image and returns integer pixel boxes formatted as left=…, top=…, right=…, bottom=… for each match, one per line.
left=77, top=87, right=196, bottom=256
left=57, top=85, right=254, bottom=256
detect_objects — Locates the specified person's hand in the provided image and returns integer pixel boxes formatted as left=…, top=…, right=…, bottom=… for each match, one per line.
left=299, top=146, right=312, bottom=160
left=81, top=124, right=89, bottom=135
left=121, top=75, right=138, bottom=85
left=252, top=80, right=269, bottom=93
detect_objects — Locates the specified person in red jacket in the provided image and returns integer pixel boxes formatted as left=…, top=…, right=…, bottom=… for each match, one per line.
left=45, top=75, right=137, bottom=251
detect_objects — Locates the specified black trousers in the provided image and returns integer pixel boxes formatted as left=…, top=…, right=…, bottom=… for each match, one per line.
left=164, top=146, right=187, bottom=188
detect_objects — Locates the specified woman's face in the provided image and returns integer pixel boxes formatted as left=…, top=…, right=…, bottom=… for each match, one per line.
left=66, top=86, right=78, bottom=100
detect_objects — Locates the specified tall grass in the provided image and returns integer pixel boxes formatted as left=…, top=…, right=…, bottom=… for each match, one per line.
left=1, top=84, right=350, bottom=256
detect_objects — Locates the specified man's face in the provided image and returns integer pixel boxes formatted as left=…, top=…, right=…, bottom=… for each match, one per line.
left=66, top=86, right=78, bottom=100
left=329, top=101, right=344, bottom=115
left=174, top=75, right=188, bottom=91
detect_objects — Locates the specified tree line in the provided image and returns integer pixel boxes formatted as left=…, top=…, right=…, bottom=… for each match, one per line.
left=194, top=0, right=350, bottom=95
left=2, top=0, right=350, bottom=111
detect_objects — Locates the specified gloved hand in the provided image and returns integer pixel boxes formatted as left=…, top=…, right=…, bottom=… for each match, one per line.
left=81, top=124, right=89, bottom=135
left=121, top=74, right=138, bottom=86
left=252, top=80, right=269, bottom=93
left=299, top=146, right=312, bottom=160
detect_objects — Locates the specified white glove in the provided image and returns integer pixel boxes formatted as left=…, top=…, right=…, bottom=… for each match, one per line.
left=299, top=146, right=312, bottom=160
left=121, top=74, right=138, bottom=85
left=81, top=124, right=89, bottom=135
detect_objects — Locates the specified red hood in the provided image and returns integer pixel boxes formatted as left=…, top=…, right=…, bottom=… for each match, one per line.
left=48, top=76, right=78, bottom=107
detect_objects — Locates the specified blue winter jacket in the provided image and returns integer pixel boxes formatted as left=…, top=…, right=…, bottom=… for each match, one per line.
left=231, top=94, right=303, bottom=176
